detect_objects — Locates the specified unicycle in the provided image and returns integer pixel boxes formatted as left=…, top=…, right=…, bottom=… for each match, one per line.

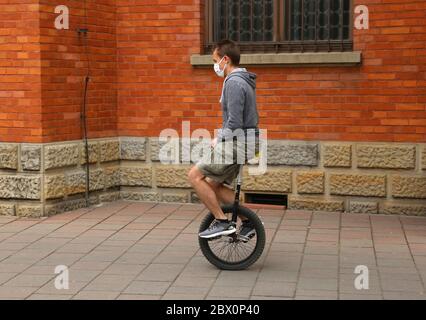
left=198, top=164, right=266, bottom=270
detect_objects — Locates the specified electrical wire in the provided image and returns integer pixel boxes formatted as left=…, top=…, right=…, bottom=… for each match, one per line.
left=79, top=0, right=91, bottom=207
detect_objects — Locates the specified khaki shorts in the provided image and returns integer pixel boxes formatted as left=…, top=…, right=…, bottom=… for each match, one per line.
left=195, top=138, right=259, bottom=186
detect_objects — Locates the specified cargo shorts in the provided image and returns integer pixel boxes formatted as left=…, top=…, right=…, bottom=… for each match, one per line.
left=195, top=136, right=259, bottom=186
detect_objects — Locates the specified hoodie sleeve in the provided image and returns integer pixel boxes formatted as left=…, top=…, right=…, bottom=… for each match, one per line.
left=217, top=80, right=246, bottom=141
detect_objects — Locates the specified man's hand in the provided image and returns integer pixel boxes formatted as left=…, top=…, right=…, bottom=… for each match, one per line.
left=211, top=137, right=218, bottom=148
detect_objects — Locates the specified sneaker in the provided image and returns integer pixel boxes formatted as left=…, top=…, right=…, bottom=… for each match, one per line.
left=239, top=220, right=256, bottom=242
left=199, top=219, right=236, bottom=239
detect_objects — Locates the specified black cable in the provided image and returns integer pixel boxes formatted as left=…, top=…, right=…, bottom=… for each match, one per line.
left=82, top=74, right=90, bottom=207
left=78, top=1, right=91, bottom=207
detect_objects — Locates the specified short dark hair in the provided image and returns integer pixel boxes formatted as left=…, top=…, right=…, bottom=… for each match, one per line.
left=214, top=40, right=240, bottom=66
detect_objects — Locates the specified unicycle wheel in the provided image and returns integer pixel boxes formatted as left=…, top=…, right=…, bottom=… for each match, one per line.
left=198, top=204, right=266, bottom=270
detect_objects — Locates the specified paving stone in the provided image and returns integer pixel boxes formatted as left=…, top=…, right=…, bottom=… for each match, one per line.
left=123, top=281, right=171, bottom=295
left=0, top=201, right=425, bottom=300
left=252, top=281, right=296, bottom=297
left=72, top=291, right=120, bottom=300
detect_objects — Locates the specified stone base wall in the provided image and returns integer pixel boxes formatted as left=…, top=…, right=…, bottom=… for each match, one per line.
left=0, top=137, right=425, bottom=217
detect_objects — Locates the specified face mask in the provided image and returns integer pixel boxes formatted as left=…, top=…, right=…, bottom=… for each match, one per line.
left=214, top=56, right=227, bottom=78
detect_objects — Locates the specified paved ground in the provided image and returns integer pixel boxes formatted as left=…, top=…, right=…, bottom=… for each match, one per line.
left=0, top=201, right=425, bottom=300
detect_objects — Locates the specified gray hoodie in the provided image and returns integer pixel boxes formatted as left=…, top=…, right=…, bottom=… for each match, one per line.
left=217, top=68, right=259, bottom=141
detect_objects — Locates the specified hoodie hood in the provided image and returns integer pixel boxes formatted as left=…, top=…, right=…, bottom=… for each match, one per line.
left=225, top=68, right=257, bottom=89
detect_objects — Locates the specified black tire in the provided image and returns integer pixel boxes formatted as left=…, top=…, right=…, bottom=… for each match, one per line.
left=198, top=204, right=266, bottom=270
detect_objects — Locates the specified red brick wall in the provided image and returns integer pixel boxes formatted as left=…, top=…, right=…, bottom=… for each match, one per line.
left=39, top=0, right=117, bottom=143
left=0, top=0, right=42, bottom=143
left=1, top=0, right=425, bottom=143
left=117, top=0, right=426, bottom=142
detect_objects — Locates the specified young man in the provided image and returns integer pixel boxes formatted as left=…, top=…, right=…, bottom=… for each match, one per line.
left=188, top=40, right=259, bottom=239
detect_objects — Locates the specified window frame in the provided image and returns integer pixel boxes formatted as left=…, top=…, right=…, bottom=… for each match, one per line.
left=204, top=0, right=354, bottom=54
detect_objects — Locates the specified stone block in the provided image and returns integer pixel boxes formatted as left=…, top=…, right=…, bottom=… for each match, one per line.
left=120, top=167, right=152, bottom=187
left=349, top=201, right=378, bottom=214
left=104, top=167, right=120, bottom=189
left=150, top=138, right=180, bottom=163
left=21, top=145, right=41, bottom=171
left=45, top=199, right=86, bottom=216
left=392, top=176, right=426, bottom=199
left=162, top=193, right=189, bottom=203
left=267, top=141, right=318, bottom=166
left=380, top=203, right=426, bottom=216
left=330, top=173, right=386, bottom=197
left=156, top=165, right=191, bottom=188
left=288, top=198, right=344, bottom=212
left=190, top=192, right=201, bottom=204
left=16, top=205, right=43, bottom=218
left=100, top=140, right=120, bottom=162
left=0, top=203, right=15, bottom=215
left=120, top=138, right=146, bottom=161
left=0, top=144, right=18, bottom=170
left=100, top=191, right=121, bottom=203
left=44, top=174, right=66, bottom=199
left=44, top=144, right=79, bottom=170
left=0, top=175, right=41, bottom=199
left=297, top=171, right=324, bottom=194
left=80, top=142, right=99, bottom=165
left=66, top=169, right=104, bottom=195
left=323, top=144, right=352, bottom=167
left=242, top=169, right=292, bottom=193
left=357, top=145, right=415, bottom=169
left=121, top=191, right=161, bottom=202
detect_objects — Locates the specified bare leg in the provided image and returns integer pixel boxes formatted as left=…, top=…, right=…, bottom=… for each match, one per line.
left=205, top=178, right=248, bottom=222
left=205, top=177, right=234, bottom=204
left=188, top=166, right=227, bottom=220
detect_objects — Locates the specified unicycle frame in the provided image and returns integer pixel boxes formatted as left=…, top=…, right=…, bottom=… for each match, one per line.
left=231, top=164, right=244, bottom=224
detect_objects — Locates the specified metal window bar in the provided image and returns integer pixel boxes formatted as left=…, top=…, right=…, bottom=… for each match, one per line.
left=206, top=0, right=352, bottom=54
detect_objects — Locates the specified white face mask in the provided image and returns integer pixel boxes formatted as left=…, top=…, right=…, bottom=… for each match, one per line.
left=214, top=56, right=227, bottom=78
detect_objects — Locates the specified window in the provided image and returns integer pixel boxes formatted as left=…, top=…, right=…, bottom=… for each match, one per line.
left=204, top=0, right=353, bottom=53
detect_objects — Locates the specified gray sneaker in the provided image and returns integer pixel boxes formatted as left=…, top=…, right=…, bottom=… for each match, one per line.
left=239, top=220, right=256, bottom=242
left=199, top=220, right=236, bottom=239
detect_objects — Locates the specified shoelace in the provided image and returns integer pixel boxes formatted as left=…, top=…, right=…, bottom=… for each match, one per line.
left=207, top=220, right=220, bottom=231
